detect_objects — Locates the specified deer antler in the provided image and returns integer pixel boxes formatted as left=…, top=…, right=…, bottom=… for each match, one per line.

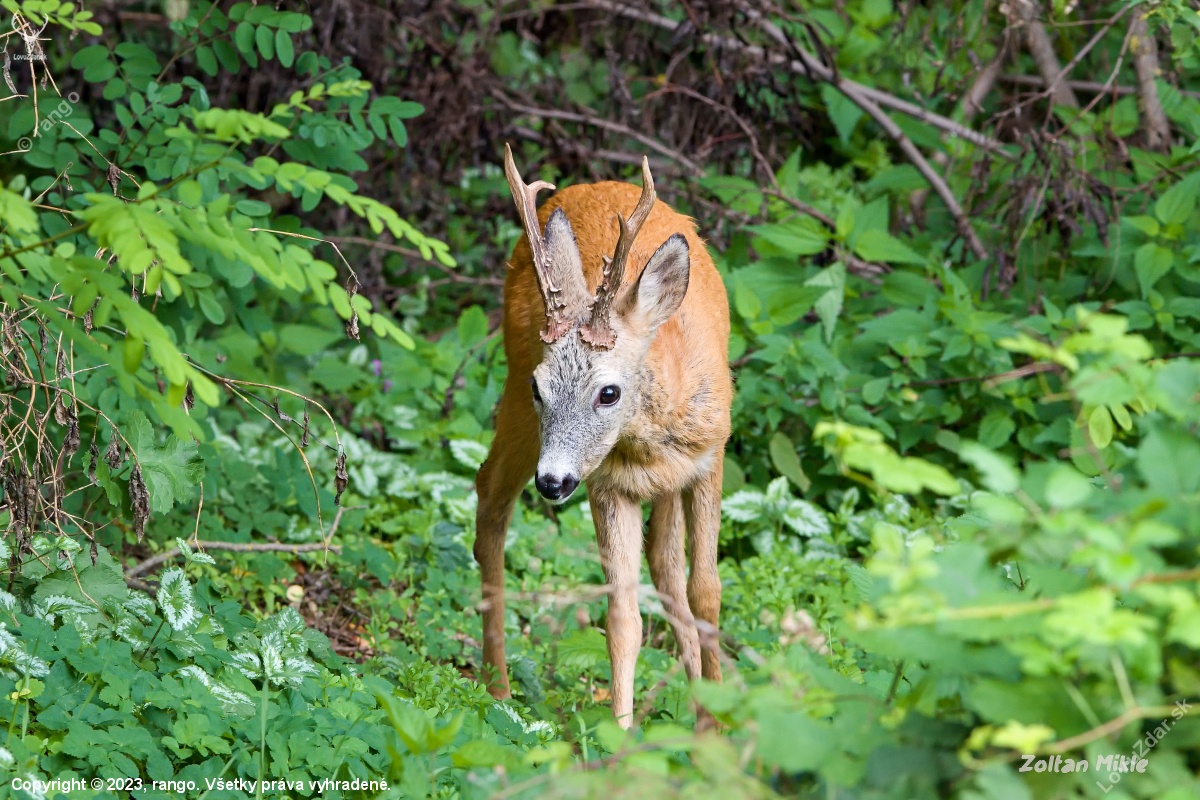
left=580, top=157, right=657, bottom=349
left=503, top=143, right=581, bottom=343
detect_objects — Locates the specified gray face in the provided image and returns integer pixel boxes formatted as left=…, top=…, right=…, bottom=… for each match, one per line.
left=528, top=232, right=692, bottom=503
left=530, top=332, right=634, bottom=503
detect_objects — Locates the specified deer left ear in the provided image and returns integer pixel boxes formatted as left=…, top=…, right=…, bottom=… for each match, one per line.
left=623, top=234, right=690, bottom=332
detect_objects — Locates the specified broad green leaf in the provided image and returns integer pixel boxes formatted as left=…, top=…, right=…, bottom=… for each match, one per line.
left=769, top=432, right=810, bottom=492
left=1045, top=466, right=1092, bottom=509
left=748, top=218, right=829, bottom=257
left=157, top=568, right=199, bottom=631
left=854, top=230, right=925, bottom=265
left=978, top=410, right=1016, bottom=448
left=1155, top=171, right=1200, bottom=225
left=457, top=305, right=488, bottom=347
left=126, top=410, right=205, bottom=514
left=805, top=261, right=845, bottom=343
left=820, top=84, right=864, bottom=144
left=958, top=441, right=1019, bottom=493
left=1134, top=242, right=1174, bottom=297
left=555, top=629, right=608, bottom=670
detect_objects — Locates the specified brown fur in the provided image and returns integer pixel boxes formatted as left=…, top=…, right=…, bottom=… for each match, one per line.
left=474, top=180, right=731, bottom=727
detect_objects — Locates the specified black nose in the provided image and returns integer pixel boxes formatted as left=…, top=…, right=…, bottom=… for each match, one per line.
left=535, top=473, right=578, bottom=501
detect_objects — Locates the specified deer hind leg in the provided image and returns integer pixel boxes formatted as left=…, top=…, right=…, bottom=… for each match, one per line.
left=474, top=391, right=538, bottom=700
left=646, top=492, right=702, bottom=684
left=684, top=460, right=724, bottom=685
left=590, top=485, right=645, bottom=729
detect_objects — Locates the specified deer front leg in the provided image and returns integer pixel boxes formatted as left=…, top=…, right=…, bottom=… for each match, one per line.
left=474, top=390, right=539, bottom=699
left=474, top=504, right=511, bottom=699
left=646, top=492, right=701, bottom=683
left=590, top=484, right=645, bottom=729
left=684, top=460, right=723, bottom=684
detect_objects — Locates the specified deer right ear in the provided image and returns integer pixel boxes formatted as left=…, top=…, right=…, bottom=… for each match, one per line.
left=622, top=234, right=690, bottom=333
left=543, top=207, right=585, bottom=287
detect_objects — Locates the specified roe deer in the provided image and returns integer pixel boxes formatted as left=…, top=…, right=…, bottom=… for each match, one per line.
left=473, top=145, right=732, bottom=728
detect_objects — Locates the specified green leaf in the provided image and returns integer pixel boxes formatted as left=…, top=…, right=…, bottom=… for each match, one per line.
left=157, top=568, right=199, bottom=631
left=71, top=45, right=111, bottom=70
left=820, top=84, right=864, bottom=145
left=1087, top=405, right=1114, bottom=449
left=595, top=720, right=629, bottom=753
left=853, top=230, right=925, bottom=265
left=234, top=199, right=271, bottom=216
left=769, top=432, right=810, bottom=492
left=733, top=273, right=762, bottom=321
left=1124, top=215, right=1160, bottom=237
left=734, top=264, right=828, bottom=326
left=123, top=335, right=144, bottom=373
left=275, top=29, right=294, bottom=68
left=384, top=99, right=425, bottom=119
left=235, top=21, right=255, bottom=54
left=279, top=323, right=343, bottom=356
left=757, top=710, right=834, bottom=771
left=255, top=24, right=275, bottom=60
left=452, top=741, right=514, bottom=769
left=126, top=410, right=205, bottom=514
left=33, top=549, right=127, bottom=609
left=387, top=116, right=408, bottom=147
left=748, top=218, right=829, bottom=256
left=958, top=441, right=1019, bottom=493
left=196, top=45, right=218, bottom=74
left=456, top=305, right=488, bottom=348
left=103, top=78, right=127, bottom=100
left=1154, top=171, right=1200, bottom=225
left=978, top=410, right=1016, bottom=448
left=1134, top=243, right=1174, bottom=297
left=197, top=290, right=225, bottom=325
left=1044, top=465, right=1092, bottom=509
left=556, top=629, right=608, bottom=670
left=862, top=377, right=890, bottom=404
left=805, top=262, right=845, bottom=343
left=176, top=180, right=202, bottom=206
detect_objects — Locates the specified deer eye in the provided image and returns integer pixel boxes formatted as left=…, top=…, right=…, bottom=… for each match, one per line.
left=529, top=378, right=542, bottom=403
left=597, top=386, right=621, bottom=407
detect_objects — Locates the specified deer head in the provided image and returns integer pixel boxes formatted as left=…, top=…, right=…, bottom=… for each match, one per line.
left=503, top=145, right=691, bottom=501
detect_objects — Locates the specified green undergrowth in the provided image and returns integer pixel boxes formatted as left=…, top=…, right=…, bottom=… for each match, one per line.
left=0, top=0, right=1197, bottom=798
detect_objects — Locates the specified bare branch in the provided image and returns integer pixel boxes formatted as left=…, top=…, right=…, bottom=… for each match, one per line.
left=1131, top=12, right=1170, bottom=151
left=125, top=538, right=347, bottom=579
left=960, top=51, right=1007, bottom=120
left=494, top=92, right=703, bottom=175
left=582, top=0, right=1010, bottom=157
left=1014, top=0, right=1079, bottom=108
left=835, top=82, right=989, bottom=262
left=999, top=74, right=1200, bottom=100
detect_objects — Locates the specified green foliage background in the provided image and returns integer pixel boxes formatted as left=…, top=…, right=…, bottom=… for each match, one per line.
left=0, top=0, right=1197, bottom=798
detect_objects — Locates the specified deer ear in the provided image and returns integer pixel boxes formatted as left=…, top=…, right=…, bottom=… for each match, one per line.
left=623, top=234, right=690, bottom=332
left=542, top=208, right=588, bottom=300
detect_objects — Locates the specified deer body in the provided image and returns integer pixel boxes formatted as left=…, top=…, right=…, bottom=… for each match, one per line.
left=474, top=149, right=731, bottom=727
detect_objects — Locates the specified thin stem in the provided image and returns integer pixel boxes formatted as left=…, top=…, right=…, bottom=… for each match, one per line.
left=137, top=618, right=167, bottom=660
left=257, top=681, right=270, bottom=800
